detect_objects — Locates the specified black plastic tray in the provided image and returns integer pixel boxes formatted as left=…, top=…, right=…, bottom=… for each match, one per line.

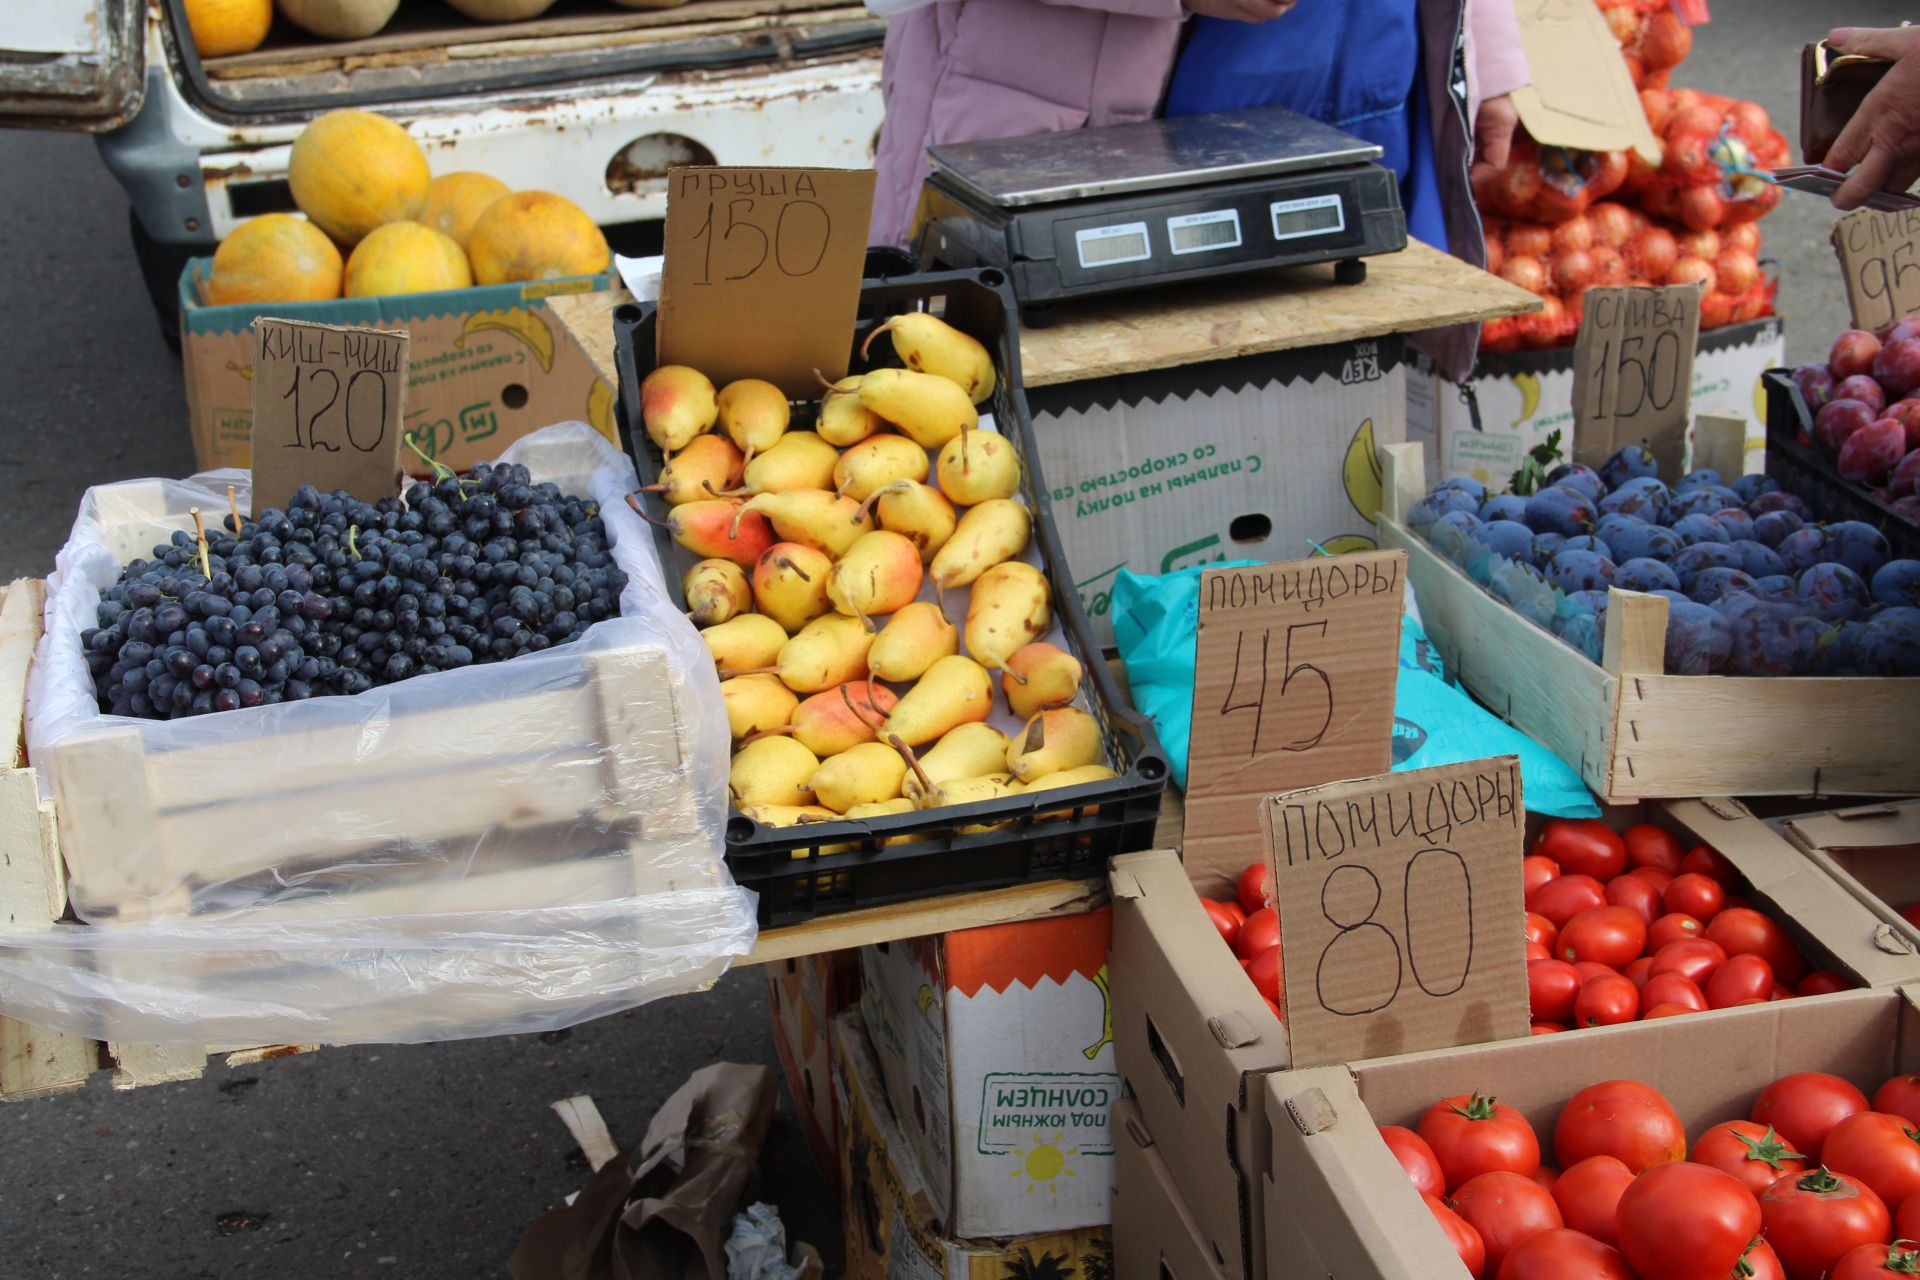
left=613, top=268, right=1167, bottom=926
left=1762, top=369, right=1920, bottom=562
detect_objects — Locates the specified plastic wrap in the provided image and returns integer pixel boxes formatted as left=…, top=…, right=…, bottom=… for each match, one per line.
left=6, top=422, right=757, bottom=1045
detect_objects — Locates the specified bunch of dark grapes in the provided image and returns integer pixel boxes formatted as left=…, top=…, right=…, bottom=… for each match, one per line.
left=81, top=462, right=627, bottom=720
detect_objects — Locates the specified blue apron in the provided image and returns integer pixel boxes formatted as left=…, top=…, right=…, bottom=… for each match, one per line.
left=1163, top=0, right=1449, bottom=254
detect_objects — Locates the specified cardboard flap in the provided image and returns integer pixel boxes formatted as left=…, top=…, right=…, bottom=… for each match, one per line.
left=1210, top=1011, right=1263, bottom=1050
left=1785, top=804, right=1920, bottom=855
left=1877, top=924, right=1917, bottom=957
left=1282, top=1085, right=1338, bottom=1137
left=1509, top=0, right=1661, bottom=161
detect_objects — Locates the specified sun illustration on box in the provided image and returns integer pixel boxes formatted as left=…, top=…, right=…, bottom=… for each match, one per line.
left=1009, top=1132, right=1080, bottom=1195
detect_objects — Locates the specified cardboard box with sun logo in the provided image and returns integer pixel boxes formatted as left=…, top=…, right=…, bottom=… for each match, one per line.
left=833, top=1008, right=1113, bottom=1280
left=765, top=949, right=862, bottom=1195
left=857, top=909, right=1118, bottom=1240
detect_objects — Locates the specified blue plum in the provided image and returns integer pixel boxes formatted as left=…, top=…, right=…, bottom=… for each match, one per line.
left=1777, top=527, right=1831, bottom=574
left=1752, top=574, right=1797, bottom=600
left=1479, top=493, right=1528, bottom=523
left=1561, top=534, right=1613, bottom=559
left=1669, top=487, right=1741, bottom=520
left=1545, top=550, right=1617, bottom=594
left=1871, top=559, right=1920, bottom=607
left=1425, top=510, right=1484, bottom=565
left=1752, top=510, right=1806, bottom=548
left=1825, top=521, right=1893, bottom=580
left=1748, top=491, right=1813, bottom=519
left=1674, top=468, right=1725, bottom=495
left=1729, top=540, right=1788, bottom=578
left=1709, top=509, right=1756, bottom=542
left=1797, top=563, right=1871, bottom=622
left=1436, top=476, right=1488, bottom=506
left=1615, top=558, right=1681, bottom=593
left=1408, top=488, right=1481, bottom=530
left=1598, top=445, right=1659, bottom=491
left=1862, top=606, right=1920, bottom=675
left=1716, top=592, right=1811, bottom=677
left=1530, top=532, right=1567, bottom=567
left=1544, top=463, right=1606, bottom=503
left=1477, top=519, right=1535, bottom=562
left=1670, top=542, right=1744, bottom=583
left=1663, top=600, right=1733, bottom=674
left=1689, top=567, right=1760, bottom=603
left=1671, top=513, right=1732, bottom=546
left=1523, top=485, right=1599, bottom=537
left=1731, top=474, right=1782, bottom=504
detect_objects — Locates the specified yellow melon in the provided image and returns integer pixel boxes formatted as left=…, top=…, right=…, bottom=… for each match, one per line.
left=206, top=214, right=343, bottom=305
left=466, top=191, right=611, bottom=286
left=288, top=109, right=430, bottom=248
left=184, top=0, right=273, bottom=56
left=421, top=171, right=510, bottom=252
left=343, top=222, right=473, bottom=298
left=275, top=0, right=401, bottom=39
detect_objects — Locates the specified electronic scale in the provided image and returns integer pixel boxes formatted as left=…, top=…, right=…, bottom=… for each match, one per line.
left=915, top=105, right=1409, bottom=321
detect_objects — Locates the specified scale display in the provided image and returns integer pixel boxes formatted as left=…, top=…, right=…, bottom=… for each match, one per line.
left=1167, top=210, right=1242, bottom=255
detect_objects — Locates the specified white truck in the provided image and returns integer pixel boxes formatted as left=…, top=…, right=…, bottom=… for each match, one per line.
left=2, top=0, right=885, bottom=337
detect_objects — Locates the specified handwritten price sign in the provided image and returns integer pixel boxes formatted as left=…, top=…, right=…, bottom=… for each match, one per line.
left=1262, top=757, right=1530, bottom=1070
left=1571, top=284, right=1702, bottom=479
left=250, top=318, right=407, bottom=512
left=658, top=167, right=876, bottom=396
left=1833, top=207, right=1920, bottom=334
left=1181, top=550, right=1406, bottom=896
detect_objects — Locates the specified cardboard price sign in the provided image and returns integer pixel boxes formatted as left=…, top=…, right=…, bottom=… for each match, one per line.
left=1261, top=757, right=1530, bottom=1070
left=1182, top=551, right=1406, bottom=894
left=1832, top=206, right=1920, bottom=334
left=250, top=318, right=408, bottom=513
left=1571, top=284, right=1703, bottom=480
left=658, top=167, right=876, bottom=396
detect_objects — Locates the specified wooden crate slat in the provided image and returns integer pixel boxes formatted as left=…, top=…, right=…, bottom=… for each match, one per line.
left=587, top=645, right=705, bottom=843
left=106, top=1042, right=206, bottom=1091
left=0, top=579, right=43, bottom=769
left=0, top=1020, right=99, bottom=1100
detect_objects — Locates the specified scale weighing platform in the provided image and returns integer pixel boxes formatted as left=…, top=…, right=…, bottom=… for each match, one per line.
left=915, top=105, right=1408, bottom=322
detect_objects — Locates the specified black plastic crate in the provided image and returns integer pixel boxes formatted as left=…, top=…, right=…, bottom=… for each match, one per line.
left=612, top=268, right=1167, bottom=927
left=1762, top=369, right=1920, bottom=562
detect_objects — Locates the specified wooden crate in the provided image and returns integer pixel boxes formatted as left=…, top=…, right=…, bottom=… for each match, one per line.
left=1379, top=444, right=1920, bottom=803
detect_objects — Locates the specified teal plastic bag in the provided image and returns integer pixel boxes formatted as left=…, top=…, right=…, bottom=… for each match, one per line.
left=1112, top=564, right=1600, bottom=818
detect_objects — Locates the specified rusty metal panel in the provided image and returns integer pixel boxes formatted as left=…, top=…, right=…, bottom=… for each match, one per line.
left=0, top=0, right=145, bottom=131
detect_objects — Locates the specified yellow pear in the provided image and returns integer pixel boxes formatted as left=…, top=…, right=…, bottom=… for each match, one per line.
left=737, top=430, right=839, bottom=495
left=809, top=741, right=908, bottom=813
left=774, top=614, right=874, bottom=693
left=965, top=562, right=1052, bottom=671
left=736, top=488, right=872, bottom=559
left=857, top=480, right=957, bottom=563
left=853, top=368, right=977, bottom=449
left=716, top=378, right=790, bottom=458
left=869, top=602, right=959, bottom=681
left=752, top=542, right=833, bottom=633
left=834, top=433, right=930, bottom=502
left=664, top=497, right=777, bottom=567
left=902, top=765, right=1019, bottom=825
left=902, top=722, right=1011, bottom=800
left=646, top=433, right=742, bottom=506
left=640, top=364, right=717, bottom=452
left=862, top=312, right=996, bottom=403
left=721, top=673, right=799, bottom=741
left=683, top=558, right=751, bottom=627
left=882, top=654, right=992, bottom=746
left=844, top=796, right=924, bottom=846
left=703, top=613, right=789, bottom=671
left=729, top=735, right=820, bottom=807
left=741, top=803, right=837, bottom=827
left=828, top=531, right=925, bottom=623
left=817, top=375, right=883, bottom=447
left=930, top=499, right=1032, bottom=589
left=763, top=681, right=898, bottom=757
left=1001, top=642, right=1083, bottom=718
left=1024, top=764, right=1119, bottom=820
left=936, top=429, right=1021, bottom=505
left=1006, top=707, right=1103, bottom=782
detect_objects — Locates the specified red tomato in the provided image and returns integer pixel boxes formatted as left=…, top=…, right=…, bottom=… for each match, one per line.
left=1524, top=913, right=1560, bottom=952
left=1537, top=819, right=1627, bottom=880
left=1236, top=861, right=1272, bottom=915
left=1641, top=972, right=1708, bottom=1013
left=1528, top=875, right=1608, bottom=929
left=1822, top=1112, right=1920, bottom=1209
left=1726, top=895, right=1758, bottom=913
left=1828, top=1241, right=1920, bottom=1280
left=1616, top=1161, right=1763, bottom=1280
left=1450, top=1171, right=1564, bottom=1276
left=1759, top=1167, right=1891, bottom=1280
left=1624, top=956, right=1654, bottom=988
left=1772, top=984, right=1794, bottom=1002
left=1571, top=979, right=1631, bottom=1029
left=1523, top=855, right=1561, bottom=897
left=1742, top=1238, right=1789, bottom=1280
left=1753, top=1073, right=1872, bottom=1161
left=1873, top=1076, right=1920, bottom=1128
left=1495, top=1228, right=1633, bottom=1280
left=1648, top=912, right=1706, bottom=950
left=1649, top=938, right=1729, bottom=986
left=1380, top=1124, right=1446, bottom=1197
left=1555, top=1079, right=1686, bottom=1173
left=1693, top=1120, right=1810, bottom=1195
left=1683, top=843, right=1742, bottom=886
left=1665, top=873, right=1727, bottom=921
left=1527, top=959, right=1582, bottom=1023
left=1605, top=874, right=1663, bottom=928
left=1530, top=1165, right=1560, bottom=1193
left=1558, top=906, right=1649, bottom=969
left=1424, top=1192, right=1487, bottom=1279
left=1706, top=908, right=1809, bottom=987
left=1531, top=1022, right=1566, bottom=1034
left=1551, top=1155, right=1635, bottom=1247
left=1262, top=995, right=1284, bottom=1021
left=1202, top=898, right=1244, bottom=949
left=1418, top=1094, right=1543, bottom=1190
left=1705, top=954, right=1776, bottom=1009
left=1624, top=822, right=1686, bottom=874
left=1799, top=971, right=1858, bottom=996
left=1245, top=946, right=1282, bottom=1004
left=1235, top=907, right=1279, bottom=959
left=1895, top=1188, right=1920, bottom=1242
left=1643, top=1002, right=1695, bottom=1018
left=1574, top=960, right=1620, bottom=985
left=1630, top=865, right=1677, bottom=894
left=1525, top=942, right=1551, bottom=963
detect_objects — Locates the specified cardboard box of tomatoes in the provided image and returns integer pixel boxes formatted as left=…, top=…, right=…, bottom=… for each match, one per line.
left=1110, top=799, right=1920, bottom=1280
left=1770, top=802, right=1920, bottom=952
left=1263, top=982, right=1920, bottom=1279
left=1111, top=1097, right=1230, bottom=1280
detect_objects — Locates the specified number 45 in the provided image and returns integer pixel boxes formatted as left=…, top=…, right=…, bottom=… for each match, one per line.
left=1219, top=621, right=1333, bottom=757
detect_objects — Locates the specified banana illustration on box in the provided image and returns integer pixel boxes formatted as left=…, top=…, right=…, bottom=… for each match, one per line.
left=1512, top=371, right=1543, bottom=429
left=1083, top=965, right=1112, bottom=1060
left=457, top=307, right=555, bottom=373
left=1341, top=418, right=1384, bottom=521
left=916, top=983, right=938, bottom=1017
left=587, top=378, right=617, bottom=441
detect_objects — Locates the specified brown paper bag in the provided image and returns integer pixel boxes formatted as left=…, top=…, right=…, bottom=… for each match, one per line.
left=510, top=1063, right=778, bottom=1280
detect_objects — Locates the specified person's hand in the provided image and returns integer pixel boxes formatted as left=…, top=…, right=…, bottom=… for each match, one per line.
left=1181, top=0, right=1293, bottom=23
left=1824, top=25, right=1920, bottom=211
left=1471, top=93, right=1520, bottom=183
